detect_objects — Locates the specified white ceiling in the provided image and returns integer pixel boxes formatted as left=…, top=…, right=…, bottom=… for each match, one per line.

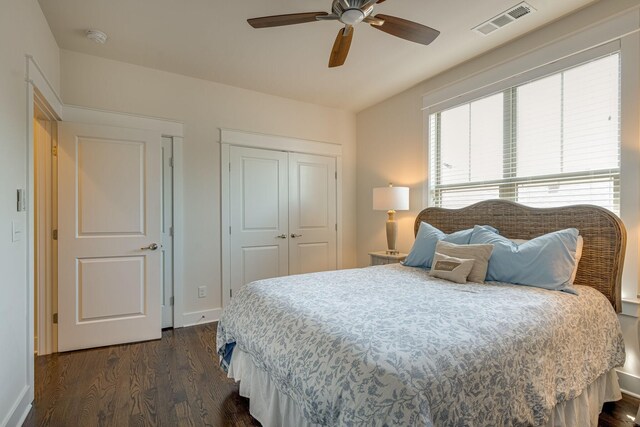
left=38, top=0, right=596, bottom=112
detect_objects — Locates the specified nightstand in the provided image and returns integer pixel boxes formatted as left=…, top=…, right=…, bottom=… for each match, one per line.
left=369, top=251, right=407, bottom=266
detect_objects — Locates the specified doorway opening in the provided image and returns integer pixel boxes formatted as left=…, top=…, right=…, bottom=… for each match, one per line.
left=33, top=93, right=58, bottom=356
left=161, top=136, right=174, bottom=329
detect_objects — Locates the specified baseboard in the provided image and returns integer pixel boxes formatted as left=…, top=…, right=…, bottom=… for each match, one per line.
left=2, top=385, right=32, bottom=427
left=181, top=308, right=221, bottom=327
left=617, top=369, right=640, bottom=398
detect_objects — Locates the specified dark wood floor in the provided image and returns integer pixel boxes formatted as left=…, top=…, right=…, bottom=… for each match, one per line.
left=24, top=323, right=259, bottom=427
left=23, top=323, right=640, bottom=427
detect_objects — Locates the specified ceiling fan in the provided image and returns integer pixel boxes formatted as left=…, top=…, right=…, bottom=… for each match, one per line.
left=247, top=0, right=440, bottom=68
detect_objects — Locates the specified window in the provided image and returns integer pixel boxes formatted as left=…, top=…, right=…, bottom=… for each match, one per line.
left=428, top=53, right=621, bottom=213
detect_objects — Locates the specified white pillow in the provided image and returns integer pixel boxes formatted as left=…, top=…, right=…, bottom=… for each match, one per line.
left=434, top=241, right=494, bottom=283
left=570, top=236, right=584, bottom=284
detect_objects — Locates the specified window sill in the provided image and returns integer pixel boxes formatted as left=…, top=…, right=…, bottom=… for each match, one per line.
left=621, top=298, right=640, bottom=318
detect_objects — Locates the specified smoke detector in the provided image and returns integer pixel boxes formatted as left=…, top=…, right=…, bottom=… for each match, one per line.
left=473, top=2, right=535, bottom=36
left=86, top=29, right=108, bottom=44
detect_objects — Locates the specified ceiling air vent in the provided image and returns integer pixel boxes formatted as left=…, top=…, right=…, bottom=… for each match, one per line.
left=473, top=2, right=535, bottom=36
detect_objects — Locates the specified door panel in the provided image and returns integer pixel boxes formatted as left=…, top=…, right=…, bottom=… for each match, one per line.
left=77, top=138, right=145, bottom=235
left=242, top=158, right=281, bottom=230
left=58, top=122, right=162, bottom=352
left=297, top=242, right=332, bottom=274
left=241, top=246, right=281, bottom=284
left=77, top=257, right=145, bottom=321
left=230, top=147, right=288, bottom=297
left=289, top=153, right=337, bottom=275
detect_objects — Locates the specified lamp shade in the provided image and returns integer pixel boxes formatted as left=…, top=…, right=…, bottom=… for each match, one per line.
left=373, top=186, right=409, bottom=211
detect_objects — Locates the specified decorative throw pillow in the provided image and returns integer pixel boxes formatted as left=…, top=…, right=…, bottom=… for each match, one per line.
left=434, top=241, right=494, bottom=283
left=403, top=222, right=497, bottom=268
left=430, top=252, right=475, bottom=284
left=469, top=225, right=580, bottom=293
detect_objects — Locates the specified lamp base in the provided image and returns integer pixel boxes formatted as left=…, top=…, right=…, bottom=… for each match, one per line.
left=386, top=210, right=397, bottom=254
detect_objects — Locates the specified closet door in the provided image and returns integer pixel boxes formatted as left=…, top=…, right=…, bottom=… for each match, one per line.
left=229, top=146, right=289, bottom=297
left=288, top=153, right=337, bottom=275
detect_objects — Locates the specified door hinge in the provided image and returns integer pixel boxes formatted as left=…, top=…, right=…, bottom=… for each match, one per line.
left=229, top=163, right=231, bottom=172
left=335, top=224, right=337, bottom=231
left=230, top=289, right=233, bottom=298
left=229, top=226, right=231, bottom=235
left=52, top=313, right=58, bottom=324
left=52, top=146, right=58, bottom=156
left=169, top=157, right=174, bottom=168
left=169, top=226, right=174, bottom=237
left=335, top=171, right=337, bottom=180
left=170, top=296, right=174, bottom=306
left=52, top=229, right=58, bottom=240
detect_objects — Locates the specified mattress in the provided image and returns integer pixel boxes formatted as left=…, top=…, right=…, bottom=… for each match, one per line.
left=217, top=264, right=626, bottom=426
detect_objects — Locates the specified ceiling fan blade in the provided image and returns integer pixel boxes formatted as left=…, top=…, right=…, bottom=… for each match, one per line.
left=248, top=12, right=329, bottom=28
left=329, top=27, right=354, bottom=68
left=316, top=14, right=340, bottom=21
left=363, top=15, right=384, bottom=26
left=372, top=14, right=440, bottom=45
left=377, top=0, right=387, bottom=2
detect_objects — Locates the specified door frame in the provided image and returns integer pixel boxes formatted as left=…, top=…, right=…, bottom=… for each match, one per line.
left=161, top=136, right=176, bottom=329
left=25, top=55, right=187, bottom=361
left=24, top=56, right=64, bottom=420
left=33, top=95, right=59, bottom=357
left=220, top=129, right=343, bottom=308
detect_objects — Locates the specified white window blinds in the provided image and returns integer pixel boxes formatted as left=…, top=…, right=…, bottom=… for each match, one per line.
left=428, top=52, right=621, bottom=214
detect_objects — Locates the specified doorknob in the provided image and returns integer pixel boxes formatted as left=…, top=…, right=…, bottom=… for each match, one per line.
left=291, top=234, right=303, bottom=238
left=276, top=234, right=287, bottom=239
left=141, top=243, right=159, bottom=251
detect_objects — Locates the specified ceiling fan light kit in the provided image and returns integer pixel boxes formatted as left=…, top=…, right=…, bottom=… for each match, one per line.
left=247, top=0, right=440, bottom=68
left=340, top=8, right=366, bottom=26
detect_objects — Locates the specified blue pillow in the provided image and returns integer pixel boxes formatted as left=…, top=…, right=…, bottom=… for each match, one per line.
left=403, top=222, right=497, bottom=268
left=469, top=225, right=579, bottom=293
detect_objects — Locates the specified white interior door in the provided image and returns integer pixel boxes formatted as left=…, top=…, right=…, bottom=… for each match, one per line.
left=58, top=122, right=162, bottom=352
left=289, top=153, right=337, bottom=275
left=161, top=137, right=174, bottom=328
left=229, top=146, right=288, bottom=297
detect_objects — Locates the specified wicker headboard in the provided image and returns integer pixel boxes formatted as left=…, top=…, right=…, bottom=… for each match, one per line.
left=415, top=200, right=626, bottom=312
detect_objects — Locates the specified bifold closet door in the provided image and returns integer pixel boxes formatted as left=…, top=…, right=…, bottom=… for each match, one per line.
left=288, top=153, right=337, bottom=275
left=229, top=146, right=289, bottom=297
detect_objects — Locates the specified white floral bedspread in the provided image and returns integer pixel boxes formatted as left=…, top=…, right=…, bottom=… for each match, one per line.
left=217, top=264, right=625, bottom=426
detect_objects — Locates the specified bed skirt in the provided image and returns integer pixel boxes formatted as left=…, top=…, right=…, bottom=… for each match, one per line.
left=227, top=347, right=622, bottom=427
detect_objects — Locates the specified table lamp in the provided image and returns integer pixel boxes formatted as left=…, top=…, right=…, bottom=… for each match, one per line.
left=373, top=184, right=409, bottom=254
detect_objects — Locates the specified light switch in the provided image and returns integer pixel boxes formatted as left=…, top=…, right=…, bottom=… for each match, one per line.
left=12, top=220, right=23, bottom=242
left=16, top=189, right=26, bottom=212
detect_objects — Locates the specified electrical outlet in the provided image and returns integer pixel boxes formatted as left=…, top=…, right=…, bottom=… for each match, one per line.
left=198, top=286, right=207, bottom=298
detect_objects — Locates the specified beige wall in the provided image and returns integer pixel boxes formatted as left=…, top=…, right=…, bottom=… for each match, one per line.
left=356, top=0, right=640, bottom=392
left=0, top=0, right=60, bottom=424
left=60, top=49, right=357, bottom=318
left=356, top=0, right=639, bottom=267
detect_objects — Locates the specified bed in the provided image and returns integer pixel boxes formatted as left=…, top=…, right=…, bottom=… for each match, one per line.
left=217, top=200, right=627, bottom=427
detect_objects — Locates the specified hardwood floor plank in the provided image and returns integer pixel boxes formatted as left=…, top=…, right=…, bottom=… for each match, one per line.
left=155, top=330, right=181, bottom=426
left=22, top=323, right=639, bottom=427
